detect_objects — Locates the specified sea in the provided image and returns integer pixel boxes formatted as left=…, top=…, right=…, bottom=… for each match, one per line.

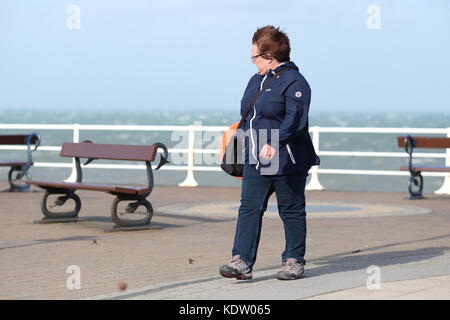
left=1, top=109, right=449, bottom=193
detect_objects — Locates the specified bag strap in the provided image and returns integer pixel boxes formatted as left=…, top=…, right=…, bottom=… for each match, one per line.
left=237, top=67, right=290, bottom=129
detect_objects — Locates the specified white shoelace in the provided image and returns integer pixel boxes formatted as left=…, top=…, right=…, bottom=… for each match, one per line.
left=229, top=256, right=248, bottom=271
left=282, top=259, right=302, bottom=273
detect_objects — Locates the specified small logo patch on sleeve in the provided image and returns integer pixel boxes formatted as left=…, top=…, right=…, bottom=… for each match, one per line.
left=295, top=91, right=302, bottom=98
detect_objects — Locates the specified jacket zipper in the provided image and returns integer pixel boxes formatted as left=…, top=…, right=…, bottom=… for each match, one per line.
left=250, top=73, right=268, bottom=170
left=286, top=144, right=296, bottom=164
left=249, top=105, right=259, bottom=170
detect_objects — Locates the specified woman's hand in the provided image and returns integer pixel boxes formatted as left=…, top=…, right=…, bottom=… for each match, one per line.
left=259, top=144, right=276, bottom=161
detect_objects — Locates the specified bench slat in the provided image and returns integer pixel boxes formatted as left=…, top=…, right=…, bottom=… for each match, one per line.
left=26, top=180, right=150, bottom=195
left=400, top=166, right=450, bottom=173
left=0, top=162, right=27, bottom=167
left=398, top=136, right=450, bottom=149
left=0, top=135, right=39, bottom=145
left=60, top=142, right=158, bottom=162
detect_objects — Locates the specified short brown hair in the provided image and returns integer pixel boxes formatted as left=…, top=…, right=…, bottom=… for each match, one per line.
left=252, top=25, right=290, bottom=62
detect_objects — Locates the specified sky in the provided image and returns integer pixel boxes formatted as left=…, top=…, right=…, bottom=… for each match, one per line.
left=0, top=0, right=449, bottom=113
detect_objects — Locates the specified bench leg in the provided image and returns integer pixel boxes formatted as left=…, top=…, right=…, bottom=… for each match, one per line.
left=8, top=167, right=31, bottom=192
left=408, top=172, right=425, bottom=199
left=111, top=195, right=153, bottom=228
left=40, top=190, right=82, bottom=219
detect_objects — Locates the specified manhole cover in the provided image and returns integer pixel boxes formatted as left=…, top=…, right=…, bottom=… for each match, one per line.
left=157, top=201, right=430, bottom=219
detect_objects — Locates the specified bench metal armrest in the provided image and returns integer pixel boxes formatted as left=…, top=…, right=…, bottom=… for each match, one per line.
left=144, top=142, right=169, bottom=194
left=404, top=135, right=417, bottom=175
left=23, top=132, right=41, bottom=172
left=154, top=142, right=169, bottom=170
left=73, top=140, right=97, bottom=183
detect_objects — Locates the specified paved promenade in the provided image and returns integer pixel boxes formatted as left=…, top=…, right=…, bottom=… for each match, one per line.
left=0, top=180, right=449, bottom=300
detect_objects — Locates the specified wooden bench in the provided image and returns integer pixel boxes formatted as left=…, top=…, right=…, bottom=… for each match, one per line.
left=26, top=141, right=169, bottom=231
left=398, top=135, right=450, bottom=199
left=0, top=133, right=40, bottom=191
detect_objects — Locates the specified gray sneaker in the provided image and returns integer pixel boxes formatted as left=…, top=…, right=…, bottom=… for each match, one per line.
left=219, top=255, right=253, bottom=280
left=276, top=258, right=305, bottom=280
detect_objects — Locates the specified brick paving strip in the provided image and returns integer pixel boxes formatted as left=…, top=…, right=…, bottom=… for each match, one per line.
left=1, top=181, right=450, bottom=299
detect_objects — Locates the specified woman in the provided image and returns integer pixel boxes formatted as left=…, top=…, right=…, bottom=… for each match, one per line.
left=219, top=25, right=320, bottom=280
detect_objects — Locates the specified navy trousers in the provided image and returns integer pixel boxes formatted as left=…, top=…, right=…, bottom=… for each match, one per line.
left=232, top=164, right=308, bottom=270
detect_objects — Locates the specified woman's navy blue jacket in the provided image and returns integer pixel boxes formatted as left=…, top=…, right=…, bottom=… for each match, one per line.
left=240, top=61, right=320, bottom=175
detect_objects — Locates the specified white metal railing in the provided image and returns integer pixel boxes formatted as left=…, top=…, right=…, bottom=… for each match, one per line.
left=0, top=123, right=449, bottom=194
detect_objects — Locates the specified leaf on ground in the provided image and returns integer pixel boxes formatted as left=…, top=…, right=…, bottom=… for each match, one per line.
left=119, top=282, right=127, bottom=291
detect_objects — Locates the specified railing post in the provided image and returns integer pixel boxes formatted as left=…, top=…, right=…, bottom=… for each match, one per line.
left=435, top=127, right=450, bottom=195
left=64, top=124, right=80, bottom=182
left=178, top=125, right=199, bottom=187
left=306, top=126, right=324, bottom=190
